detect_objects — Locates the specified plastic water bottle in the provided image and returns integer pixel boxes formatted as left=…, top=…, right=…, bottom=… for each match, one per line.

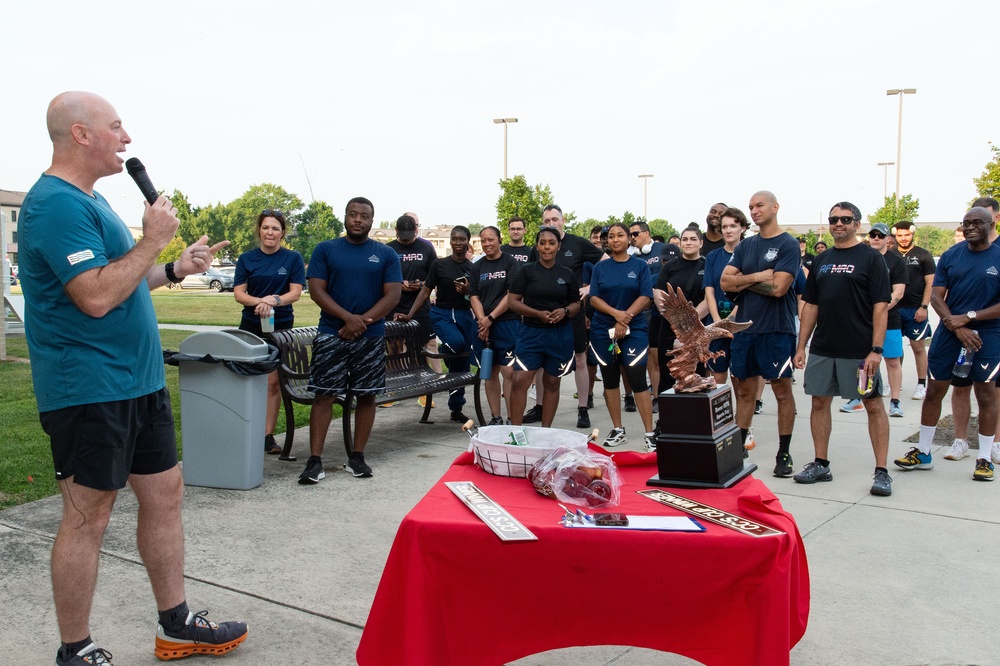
left=260, top=312, right=274, bottom=334
left=479, top=344, right=493, bottom=380
left=857, top=361, right=873, bottom=396
left=953, top=348, right=974, bottom=378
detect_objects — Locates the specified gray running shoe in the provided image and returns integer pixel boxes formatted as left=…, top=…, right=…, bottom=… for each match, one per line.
left=793, top=461, right=833, bottom=484
left=56, top=643, right=113, bottom=665
left=870, top=469, right=892, bottom=496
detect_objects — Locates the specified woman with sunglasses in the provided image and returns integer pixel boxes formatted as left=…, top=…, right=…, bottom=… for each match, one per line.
left=507, top=227, right=581, bottom=427
left=234, top=209, right=306, bottom=454
left=589, top=223, right=655, bottom=449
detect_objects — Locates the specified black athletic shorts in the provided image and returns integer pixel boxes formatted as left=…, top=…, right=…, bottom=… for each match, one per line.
left=40, top=388, right=178, bottom=491
left=308, top=334, right=387, bottom=396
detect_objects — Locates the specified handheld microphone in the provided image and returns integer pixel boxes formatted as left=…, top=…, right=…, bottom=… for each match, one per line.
left=125, top=158, right=159, bottom=204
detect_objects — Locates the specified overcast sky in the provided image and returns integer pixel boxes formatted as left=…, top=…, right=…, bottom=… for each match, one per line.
left=2, top=0, right=995, bottom=232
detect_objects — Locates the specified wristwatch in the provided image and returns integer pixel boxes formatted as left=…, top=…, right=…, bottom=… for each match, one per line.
left=871, top=346, right=883, bottom=355
left=967, top=310, right=977, bottom=320
left=919, top=304, right=929, bottom=310
left=486, top=314, right=495, bottom=322
left=164, top=262, right=183, bottom=284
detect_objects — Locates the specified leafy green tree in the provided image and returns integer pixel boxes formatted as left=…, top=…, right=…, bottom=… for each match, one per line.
left=291, top=200, right=341, bottom=263
left=972, top=144, right=1000, bottom=201
left=468, top=223, right=484, bottom=235
left=914, top=226, right=955, bottom=257
left=156, top=236, right=187, bottom=264
left=496, top=175, right=571, bottom=242
left=221, top=184, right=304, bottom=259
left=647, top=218, right=678, bottom=241
left=867, top=194, right=920, bottom=227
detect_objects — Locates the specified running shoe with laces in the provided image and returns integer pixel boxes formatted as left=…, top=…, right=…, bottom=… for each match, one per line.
left=576, top=407, right=591, bottom=429
left=992, top=442, right=1000, bottom=465
left=912, top=384, right=927, bottom=400
left=894, top=447, right=933, bottom=470
left=298, top=457, right=325, bottom=484
left=793, top=461, right=833, bottom=484
left=347, top=452, right=373, bottom=478
left=870, top=469, right=892, bottom=496
left=488, top=415, right=504, bottom=426
left=943, top=438, right=969, bottom=461
left=744, top=428, right=757, bottom=451
left=623, top=394, right=637, bottom=412
left=973, top=458, right=994, bottom=481
left=603, top=427, right=628, bottom=447
left=56, top=643, right=113, bottom=665
left=754, top=399, right=763, bottom=415
left=522, top=405, right=543, bottom=423
left=773, top=453, right=794, bottom=478
left=840, top=398, right=864, bottom=413
left=155, top=610, right=248, bottom=661
left=644, top=433, right=656, bottom=452
left=889, top=400, right=904, bottom=418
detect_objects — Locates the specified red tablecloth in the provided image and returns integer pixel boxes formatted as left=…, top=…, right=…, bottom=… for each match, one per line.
left=357, top=447, right=809, bottom=666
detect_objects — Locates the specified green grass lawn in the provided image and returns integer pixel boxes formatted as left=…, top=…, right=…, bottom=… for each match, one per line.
left=1, top=296, right=327, bottom=510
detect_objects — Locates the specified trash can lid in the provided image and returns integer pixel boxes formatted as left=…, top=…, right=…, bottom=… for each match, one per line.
left=179, top=329, right=270, bottom=360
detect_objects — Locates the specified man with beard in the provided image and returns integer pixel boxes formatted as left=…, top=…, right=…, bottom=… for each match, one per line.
left=302, top=197, right=402, bottom=483
left=701, top=202, right=728, bottom=256
left=793, top=203, right=892, bottom=496
left=501, top=216, right=532, bottom=264
left=895, top=207, right=1000, bottom=482
left=721, top=191, right=799, bottom=478
left=890, top=220, right=935, bottom=400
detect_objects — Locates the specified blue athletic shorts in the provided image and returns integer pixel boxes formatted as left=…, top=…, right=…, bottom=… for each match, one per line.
left=589, top=328, right=649, bottom=369
left=513, top=325, right=576, bottom=377
left=898, top=307, right=932, bottom=341
left=927, top=327, right=1000, bottom=384
left=730, top=332, right=796, bottom=381
left=473, top=319, right=520, bottom=368
left=883, top=328, right=904, bottom=360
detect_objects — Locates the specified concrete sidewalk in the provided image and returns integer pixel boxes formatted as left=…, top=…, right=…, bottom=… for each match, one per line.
left=2, top=358, right=999, bottom=665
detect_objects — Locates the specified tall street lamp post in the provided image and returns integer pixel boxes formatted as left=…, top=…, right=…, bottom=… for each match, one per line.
left=886, top=88, right=916, bottom=201
left=492, top=118, right=518, bottom=179
left=877, top=161, right=895, bottom=200
left=638, top=174, right=654, bottom=219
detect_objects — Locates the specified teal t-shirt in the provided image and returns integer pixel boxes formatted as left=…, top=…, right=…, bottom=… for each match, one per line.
left=20, top=174, right=165, bottom=412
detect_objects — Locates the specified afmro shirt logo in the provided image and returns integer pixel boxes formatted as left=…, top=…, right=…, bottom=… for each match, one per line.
left=818, top=263, right=855, bottom=274
left=479, top=270, right=508, bottom=281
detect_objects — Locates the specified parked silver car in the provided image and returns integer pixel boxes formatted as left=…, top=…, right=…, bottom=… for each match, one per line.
left=169, top=267, right=235, bottom=292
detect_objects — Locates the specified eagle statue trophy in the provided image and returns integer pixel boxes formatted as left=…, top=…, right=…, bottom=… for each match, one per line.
left=656, top=284, right=752, bottom=392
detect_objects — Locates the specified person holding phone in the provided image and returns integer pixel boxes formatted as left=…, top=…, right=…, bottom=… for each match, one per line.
left=401, top=226, right=475, bottom=421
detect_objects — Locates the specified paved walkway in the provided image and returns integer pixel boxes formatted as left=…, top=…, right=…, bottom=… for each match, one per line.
left=2, top=351, right=998, bottom=664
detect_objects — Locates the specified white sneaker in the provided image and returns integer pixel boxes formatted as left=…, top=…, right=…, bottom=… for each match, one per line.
left=912, top=384, right=927, bottom=400
left=943, top=438, right=969, bottom=460
left=603, top=427, right=628, bottom=448
left=644, top=433, right=656, bottom=452
left=744, top=427, right=757, bottom=451
left=992, top=442, right=1000, bottom=465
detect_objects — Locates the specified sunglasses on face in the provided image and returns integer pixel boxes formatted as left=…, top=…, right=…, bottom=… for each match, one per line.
left=828, top=216, right=856, bottom=225
left=869, top=232, right=886, bottom=239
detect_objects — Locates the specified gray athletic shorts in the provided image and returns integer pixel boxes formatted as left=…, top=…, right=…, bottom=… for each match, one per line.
left=308, top=334, right=386, bottom=396
left=803, top=353, right=883, bottom=400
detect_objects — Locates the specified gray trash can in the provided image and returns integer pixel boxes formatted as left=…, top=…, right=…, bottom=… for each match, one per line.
left=178, top=329, right=270, bottom=489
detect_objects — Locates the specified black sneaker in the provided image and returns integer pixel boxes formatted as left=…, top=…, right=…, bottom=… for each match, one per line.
left=298, top=458, right=325, bottom=485
left=624, top=394, right=637, bottom=412
left=347, top=453, right=373, bottom=478
left=57, top=643, right=113, bottom=665
left=773, top=453, right=794, bottom=478
left=264, top=434, right=281, bottom=455
left=155, top=610, right=248, bottom=660
left=587, top=393, right=594, bottom=409
left=488, top=415, right=504, bottom=426
left=754, top=400, right=764, bottom=415
left=523, top=405, right=543, bottom=423
left=450, top=410, right=471, bottom=423
left=576, top=407, right=591, bottom=429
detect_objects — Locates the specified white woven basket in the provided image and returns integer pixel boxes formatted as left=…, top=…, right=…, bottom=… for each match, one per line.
left=468, top=425, right=589, bottom=478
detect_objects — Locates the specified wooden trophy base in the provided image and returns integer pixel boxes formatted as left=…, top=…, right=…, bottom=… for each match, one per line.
left=647, top=386, right=757, bottom=489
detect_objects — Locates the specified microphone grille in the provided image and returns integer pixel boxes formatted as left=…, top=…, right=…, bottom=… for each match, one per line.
left=125, top=157, right=145, bottom=175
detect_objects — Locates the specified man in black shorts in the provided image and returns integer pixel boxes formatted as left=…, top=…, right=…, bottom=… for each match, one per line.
left=303, top=197, right=402, bottom=482
left=890, top=220, right=935, bottom=400
left=793, top=202, right=892, bottom=496
left=20, top=91, right=246, bottom=665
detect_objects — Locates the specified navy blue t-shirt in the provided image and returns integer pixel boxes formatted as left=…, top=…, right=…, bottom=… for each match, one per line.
left=729, top=232, right=800, bottom=335
left=703, top=247, right=736, bottom=319
left=589, top=255, right=653, bottom=332
left=470, top=253, right=520, bottom=321
left=934, top=242, right=1000, bottom=332
left=510, top=262, right=580, bottom=328
left=235, top=247, right=306, bottom=328
left=307, top=237, right=402, bottom=337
